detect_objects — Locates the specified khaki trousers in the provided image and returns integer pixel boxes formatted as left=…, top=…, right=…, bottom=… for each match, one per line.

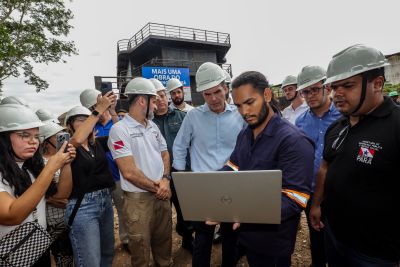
left=123, top=192, right=172, bottom=267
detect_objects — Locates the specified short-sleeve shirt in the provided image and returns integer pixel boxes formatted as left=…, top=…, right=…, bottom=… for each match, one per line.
left=108, top=114, right=168, bottom=192
left=323, top=97, right=400, bottom=261
left=0, top=164, right=46, bottom=239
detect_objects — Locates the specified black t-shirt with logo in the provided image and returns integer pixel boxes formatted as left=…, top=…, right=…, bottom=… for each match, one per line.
left=323, top=97, right=400, bottom=261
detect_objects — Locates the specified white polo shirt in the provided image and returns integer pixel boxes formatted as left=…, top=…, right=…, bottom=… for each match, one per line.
left=108, top=114, right=168, bottom=192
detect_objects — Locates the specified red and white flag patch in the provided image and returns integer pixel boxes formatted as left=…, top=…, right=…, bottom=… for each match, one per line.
left=113, top=140, right=124, bottom=150
left=358, top=147, right=375, bottom=158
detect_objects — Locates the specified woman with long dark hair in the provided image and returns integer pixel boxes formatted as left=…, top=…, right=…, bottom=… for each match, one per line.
left=0, top=104, right=75, bottom=267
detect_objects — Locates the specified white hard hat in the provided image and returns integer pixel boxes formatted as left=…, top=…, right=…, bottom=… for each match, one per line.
left=39, top=122, right=64, bottom=141
left=166, top=78, right=183, bottom=92
left=223, top=70, right=232, bottom=84
left=65, top=106, right=91, bottom=126
left=0, top=96, right=30, bottom=107
left=196, top=62, right=226, bottom=92
left=150, top=78, right=166, bottom=92
left=80, top=89, right=101, bottom=109
left=0, top=104, right=44, bottom=133
left=35, top=108, right=59, bottom=123
left=125, top=77, right=157, bottom=96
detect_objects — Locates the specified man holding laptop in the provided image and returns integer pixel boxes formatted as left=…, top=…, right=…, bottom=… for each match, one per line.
left=223, top=71, right=314, bottom=266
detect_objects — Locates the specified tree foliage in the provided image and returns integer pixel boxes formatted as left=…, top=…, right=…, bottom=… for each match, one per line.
left=383, top=83, right=400, bottom=94
left=0, top=0, right=77, bottom=92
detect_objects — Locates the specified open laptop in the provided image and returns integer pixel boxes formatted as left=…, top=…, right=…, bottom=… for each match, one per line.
left=172, top=170, right=282, bottom=224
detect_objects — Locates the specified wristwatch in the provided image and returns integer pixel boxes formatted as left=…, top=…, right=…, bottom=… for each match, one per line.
left=162, top=174, right=172, bottom=180
left=91, top=109, right=100, bottom=117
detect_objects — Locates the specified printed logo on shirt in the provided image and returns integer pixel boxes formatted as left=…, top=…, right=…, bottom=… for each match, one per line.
left=356, top=140, right=381, bottom=165
left=113, top=140, right=125, bottom=150
left=151, top=130, right=160, bottom=139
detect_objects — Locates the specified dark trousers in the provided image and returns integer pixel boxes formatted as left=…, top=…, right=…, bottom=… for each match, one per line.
left=192, top=222, right=238, bottom=267
left=246, top=252, right=291, bottom=267
left=170, top=180, right=194, bottom=240
left=305, top=194, right=327, bottom=267
left=325, top=221, right=399, bottom=267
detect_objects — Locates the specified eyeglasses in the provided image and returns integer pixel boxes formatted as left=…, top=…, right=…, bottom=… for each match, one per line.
left=13, top=131, right=43, bottom=142
left=300, top=86, right=323, bottom=97
left=331, top=125, right=349, bottom=150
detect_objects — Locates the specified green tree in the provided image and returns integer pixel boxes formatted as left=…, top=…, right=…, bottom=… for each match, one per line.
left=0, top=0, right=77, bottom=92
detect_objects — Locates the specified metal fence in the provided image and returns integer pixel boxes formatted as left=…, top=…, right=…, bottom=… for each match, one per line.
left=117, top=23, right=230, bottom=53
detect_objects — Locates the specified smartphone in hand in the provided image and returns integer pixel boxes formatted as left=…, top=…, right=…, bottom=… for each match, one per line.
left=56, top=132, right=70, bottom=152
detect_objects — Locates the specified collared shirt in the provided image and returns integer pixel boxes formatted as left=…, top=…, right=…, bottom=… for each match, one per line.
left=323, top=97, right=400, bottom=261
left=94, top=119, right=113, bottom=136
left=153, top=107, right=186, bottom=163
left=169, top=102, right=194, bottom=113
left=222, top=114, right=314, bottom=256
left=282, top=101, right=308, bottom=125
left=172, top=103, right=244, bottom=172
left=295, top=103, right=342, bottom=190
left=108, top=114, right=168, bottom=192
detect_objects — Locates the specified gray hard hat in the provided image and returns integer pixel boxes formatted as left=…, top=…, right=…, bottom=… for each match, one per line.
left=281, top=75, right=297, bottom=89
left=297, top=66, right=327, bottom=91
left=325, top=44, right=389, bottom=85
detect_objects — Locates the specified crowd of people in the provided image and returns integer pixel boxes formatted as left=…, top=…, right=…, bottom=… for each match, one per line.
left=0, top=44, right=399, bottom=267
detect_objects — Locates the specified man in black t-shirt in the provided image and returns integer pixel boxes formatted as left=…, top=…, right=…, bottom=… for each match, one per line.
left=310, top=44, right=400, bottom=266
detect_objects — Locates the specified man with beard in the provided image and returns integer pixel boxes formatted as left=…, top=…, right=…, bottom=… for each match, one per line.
left=295, top=65, right=341, bottom=267
left=166, top=78, right=194, bottom=112
left=310, top=45, right=400, bottom=266
left=173, top=62, right=244, bottom=267
left=150, top=78, right=194, bottom=253
left=108, top=77, right=172, bottom=267
left=281, top=75, right=308, bottom=124
left=222, top=71, right=314, bottom=266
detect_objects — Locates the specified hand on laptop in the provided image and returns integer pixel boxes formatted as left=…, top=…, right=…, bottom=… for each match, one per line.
left=205, top=221, right=241, bottom=230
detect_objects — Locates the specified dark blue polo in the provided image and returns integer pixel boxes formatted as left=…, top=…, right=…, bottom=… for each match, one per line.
left=223, top=113, right=314, bottom=257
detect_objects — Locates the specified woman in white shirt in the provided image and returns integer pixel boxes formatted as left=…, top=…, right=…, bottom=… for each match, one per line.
left=0, top=104, right=75, bottom=267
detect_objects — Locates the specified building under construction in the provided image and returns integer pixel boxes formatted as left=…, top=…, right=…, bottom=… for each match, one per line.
left=109, top=22, right=232, bottom=106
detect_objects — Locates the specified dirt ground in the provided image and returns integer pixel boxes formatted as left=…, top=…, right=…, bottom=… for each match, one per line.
left=112, top=208, right=311, bottom=267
